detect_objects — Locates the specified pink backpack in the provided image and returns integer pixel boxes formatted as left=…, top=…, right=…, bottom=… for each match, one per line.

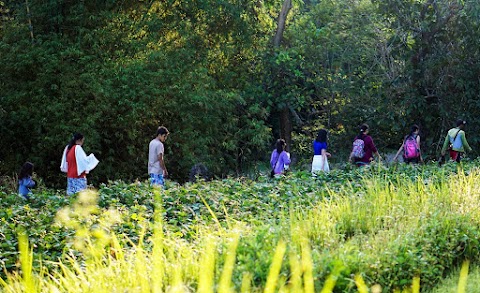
left=404, top=136, right=419, bottom=159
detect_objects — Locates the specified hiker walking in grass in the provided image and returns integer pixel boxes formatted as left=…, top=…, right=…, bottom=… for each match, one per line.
left=60, top=133, right=99, bottom=195
left=441, top=120, right=472, bottom=163
left=270, top=139, right=291, bottom=177
left=349, top=124, right=381, bottom=167
left=18, top=162, right=36, bottom=200
left=148, top=126, right=169, bottom=187
left=392, top=125, right=423, bottom=164
left=311, top=129, right=331, bottom=174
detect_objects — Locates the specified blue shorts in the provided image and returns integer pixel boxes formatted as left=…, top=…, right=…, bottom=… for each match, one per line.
left=67, top=178, right=87, bottom=196
left=149, top=173, right=165, bottom=187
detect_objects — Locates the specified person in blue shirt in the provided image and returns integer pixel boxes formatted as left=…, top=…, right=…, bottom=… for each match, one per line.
left=18, top=162, right=36, bottom=199
left=311, top=129, right=331, bottom=174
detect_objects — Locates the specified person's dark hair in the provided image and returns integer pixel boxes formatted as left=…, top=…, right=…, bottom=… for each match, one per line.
left=19, top=162, right=34, bottom=180
left=315, top=129, right=328, bottom=143
left=456, top=119, right=466, bottom=127
left=409, top=125, right=419, bottom=137
left=67, top=133, right=84, bottom=150
left=157, top=126, right=169, bottom=137
left=356, top=124, right=369, bottom=139
left=275, top=139, right=286, bottom=153
left=359, top=124, right=369, bottom=134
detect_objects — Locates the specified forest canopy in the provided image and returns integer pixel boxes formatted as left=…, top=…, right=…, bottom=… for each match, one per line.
left=1, top=0, right=479, bottom=186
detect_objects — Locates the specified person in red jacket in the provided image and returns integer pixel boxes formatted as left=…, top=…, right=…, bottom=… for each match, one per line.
left=60, top=133, right=99, bottom=195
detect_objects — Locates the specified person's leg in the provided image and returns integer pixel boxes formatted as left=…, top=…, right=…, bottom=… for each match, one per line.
left=67, top=178, right=74, bottom=196
left=449, top=150, right=459, bottom=162
left=79, top=178, right=87, bottom=193
left=456, top=152, right=463, bottom=163
left=67, top=178, right=87, bottom=195
left=406, top=158, right=419, bottom=164
left=149, top=173, right=165, bottom=187
left=355, top=161, right=368, bottom=167
left=74, top=178, right=87, bottom=194
left=158, top=174, right=165, bottom=186
left=311, top=155, right=321, bottom=174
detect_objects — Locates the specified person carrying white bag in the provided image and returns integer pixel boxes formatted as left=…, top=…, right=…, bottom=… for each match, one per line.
left=60, top=133, right=99, bottom=195
left=311, top=129, right=331, bottom=175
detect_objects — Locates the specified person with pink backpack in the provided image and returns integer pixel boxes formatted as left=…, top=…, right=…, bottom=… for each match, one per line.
left=392, top=125, right=423, bottom=164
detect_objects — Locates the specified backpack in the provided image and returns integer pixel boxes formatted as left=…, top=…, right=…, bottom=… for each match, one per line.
left=404, top=135, right=419, bottom=159
left=352, top=138, right=365, bottom=159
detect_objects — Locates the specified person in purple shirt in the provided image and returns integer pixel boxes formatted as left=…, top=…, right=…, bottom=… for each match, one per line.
left=349, top=124, right=382, bottom=166
left=270, top=139, right=291, bottom=176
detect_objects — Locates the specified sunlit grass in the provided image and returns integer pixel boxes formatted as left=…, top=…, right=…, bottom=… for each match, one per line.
left=427, top=260, right=480, bottom=293
left=2, top=165, right=480, bottom=292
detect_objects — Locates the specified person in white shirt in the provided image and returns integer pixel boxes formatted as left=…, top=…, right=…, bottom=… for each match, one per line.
left=148, top=126, right=169, bottom=187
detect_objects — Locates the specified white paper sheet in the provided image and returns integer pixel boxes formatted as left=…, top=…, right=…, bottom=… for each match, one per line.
left=85, top=154, right=99, bottom=172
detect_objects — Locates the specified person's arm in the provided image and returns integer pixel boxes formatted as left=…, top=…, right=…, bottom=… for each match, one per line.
left=417, top=135, right=424, bottom=162
left=460, top=131, right=472, bottom=152
left=158, top=153, right=168, bottom=177
left=270, top=151, right=276, bottom=169
left=156, top=142, right=168, bottom=177
left=26, top=177, right=36, bottom=188
left=348, top=146, right=354, bottom=162
left=283, top=152, right=291, bottom=165
left=321, top=148, right=327, bottom=170
left=367, top=136, right=381, bottom=161
left=392, top=140, right=404, bottom=162
left=60, top=146, right=68, bottom=172
left=75, top=145, right=89, bottom=176
left=441, top=134, right=450, bottom=156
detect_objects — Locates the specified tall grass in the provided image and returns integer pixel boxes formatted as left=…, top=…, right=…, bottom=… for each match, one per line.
left=3, top=228, right=471, bottom=292
left=2, top=165, right=480, bottom=292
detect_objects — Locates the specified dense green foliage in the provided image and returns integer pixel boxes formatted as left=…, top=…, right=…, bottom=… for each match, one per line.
left=2, top=162, right=480, bottom=291
left=2, top=0, right=480, bottom=185
left=0, top=0, right=275, bottom=184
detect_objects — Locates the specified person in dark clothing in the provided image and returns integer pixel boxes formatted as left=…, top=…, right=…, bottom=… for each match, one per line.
left=348, top=124, right=381, bottom=166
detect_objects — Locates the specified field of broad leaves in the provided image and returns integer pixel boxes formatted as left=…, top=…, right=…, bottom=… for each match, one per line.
left=1, top=161, right=480, bottom=292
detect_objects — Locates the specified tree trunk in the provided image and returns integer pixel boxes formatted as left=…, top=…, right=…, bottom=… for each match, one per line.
left=273, top=0, right=292, bottom=47
left=273, top=0, right=292, bottom=149
left=25, top=0, right=34, bottom=43
left=280, top=106, right=292, bottom=152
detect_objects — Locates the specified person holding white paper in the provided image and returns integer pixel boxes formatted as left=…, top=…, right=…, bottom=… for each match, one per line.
left=60, top=133, right=99, bottom=195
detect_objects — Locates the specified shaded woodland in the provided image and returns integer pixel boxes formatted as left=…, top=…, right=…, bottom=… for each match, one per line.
left=1, top=0, right=480, bottom=185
